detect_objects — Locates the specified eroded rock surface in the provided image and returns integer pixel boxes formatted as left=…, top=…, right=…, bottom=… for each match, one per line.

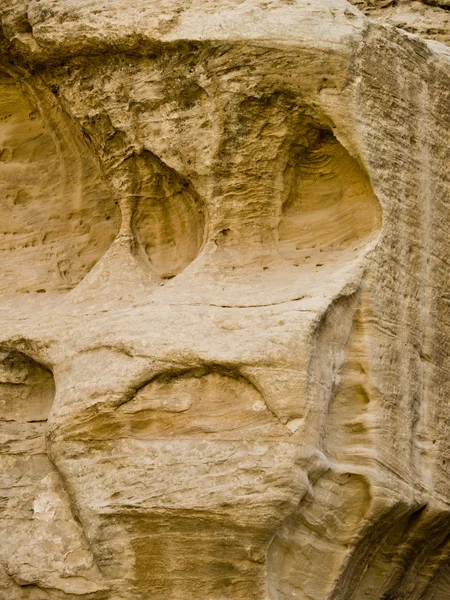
left=349, top=0, right=450, bottom=45
left=0, top=1, right=449, bottom=599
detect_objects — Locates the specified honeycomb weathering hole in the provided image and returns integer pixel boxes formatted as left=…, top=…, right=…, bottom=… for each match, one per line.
left=119, top=368, right=287, bottom=439
left=0, top=69, right=119, bottom=294
left=130, top=151, right=206, bottom=280
left=278, top=121, right=381, bottom=269
left=0, top=347, right=54, bottom=422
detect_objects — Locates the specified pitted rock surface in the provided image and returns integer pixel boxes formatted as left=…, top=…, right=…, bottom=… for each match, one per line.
left=0, top=1, right=450, bottom=599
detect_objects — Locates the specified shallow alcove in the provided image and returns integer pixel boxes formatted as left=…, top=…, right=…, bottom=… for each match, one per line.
left=0, top=68, right=119, bottom=294
left=129, top=151, right=206, bottom=280
left=0, top=347, right=56, bottom=582
left=119, top=367, right=286, bottom=439
left=0, top=347, right=54, bottom=424
left=0, top=347, right=103, bottom=594
left=278, top=119, right=381, bottom=271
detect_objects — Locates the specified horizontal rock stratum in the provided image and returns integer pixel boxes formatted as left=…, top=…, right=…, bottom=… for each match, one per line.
left=0, top=1, right=450, bottom=599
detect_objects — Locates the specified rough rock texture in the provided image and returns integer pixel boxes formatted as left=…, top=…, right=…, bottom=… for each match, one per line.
left=0, top=1, right=450, bottom=599
left=349, top=0, right=450, bottom=45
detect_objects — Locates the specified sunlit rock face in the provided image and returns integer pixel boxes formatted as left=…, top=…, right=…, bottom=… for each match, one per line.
left=0, top=1, right=449, bottom=599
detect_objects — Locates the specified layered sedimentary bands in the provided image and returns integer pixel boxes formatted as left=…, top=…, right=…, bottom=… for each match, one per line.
left=0, top=1, right=449, bottom=599
left=348, top=0, right=450, bottom=45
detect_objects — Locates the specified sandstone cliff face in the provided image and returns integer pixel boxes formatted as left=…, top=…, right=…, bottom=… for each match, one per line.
left=349, top=0, right=450, bottom=45
left=0, top=1, right=449, bottom=599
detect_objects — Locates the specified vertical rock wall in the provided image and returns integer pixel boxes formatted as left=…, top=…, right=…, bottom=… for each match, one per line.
left=0, top=1, right=449, bottom=599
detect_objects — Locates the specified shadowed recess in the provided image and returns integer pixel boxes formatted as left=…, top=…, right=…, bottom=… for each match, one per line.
left=432, top=564, right=450, bottom=599
left=278, top=119, right=381, bottom=269
left=0, top=347, right=104, bottom=595
left=119, top=367, right=287, bottom=439
left=129, top=150, right=206, bottom=280
left=0, top=69, right=119, bottom=294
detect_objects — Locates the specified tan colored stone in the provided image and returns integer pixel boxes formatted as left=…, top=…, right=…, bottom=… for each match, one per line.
left=0, top=1, right=449, bottom=599
left=349, top=0, right=450, bottom=45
